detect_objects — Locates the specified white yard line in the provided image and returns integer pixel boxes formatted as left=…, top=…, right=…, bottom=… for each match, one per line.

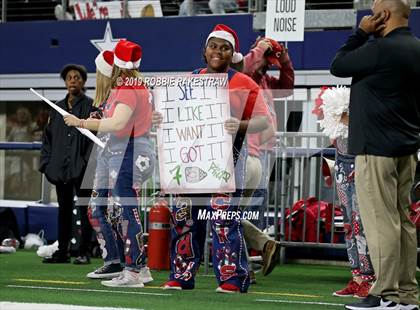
left=256, top=299, right=344, bottom=307
left=0, top=302, right=143, bottom=310
left=7, top=285, right=171, bottom=297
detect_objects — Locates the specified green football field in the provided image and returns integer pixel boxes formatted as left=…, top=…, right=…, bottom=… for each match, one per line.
left=0, top=251, right=416, bottom=310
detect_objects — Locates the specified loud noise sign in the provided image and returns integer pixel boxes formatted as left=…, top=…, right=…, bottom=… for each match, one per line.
left=266, top=0, right=305, bottom=42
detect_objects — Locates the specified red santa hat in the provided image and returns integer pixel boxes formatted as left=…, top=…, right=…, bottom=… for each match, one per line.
left=95, top=50, right=114, bottom=78
left=206, top=24, right=243, bottom=64
left=114, top=40, right=142, bottom=70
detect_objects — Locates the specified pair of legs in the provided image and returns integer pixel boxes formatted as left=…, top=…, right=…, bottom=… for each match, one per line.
left=243, top=152, right=280, bottom=277
left=333, top=153, right=375, bottom=298
left=346, top=154, right=418, bottom=309
left=88, top=135, right=155, bottom=287
left=167, top=192, right=250, bottom=292
left=166, top=147, right=250, bottom=293
left=44, top=178, right=93, bottom=263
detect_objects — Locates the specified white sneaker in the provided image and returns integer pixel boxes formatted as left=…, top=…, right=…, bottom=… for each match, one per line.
left=101, top=270, right=144, bottom=288
left=400, top=304, right=419, bottom=310
left=139, top=267, right=153, bottom=284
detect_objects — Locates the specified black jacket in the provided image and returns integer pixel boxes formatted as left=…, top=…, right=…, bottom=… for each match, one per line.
left=39, top=93, right=94, bottom=184
left=330, top=27, right=420, bottom=157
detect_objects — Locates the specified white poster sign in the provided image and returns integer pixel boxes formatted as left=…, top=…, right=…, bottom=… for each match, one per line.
left=153, top=74, right=235, bottom=194
left=73, top=1, right=163, bottom=19
left=265, top=0, right=305, bottom=42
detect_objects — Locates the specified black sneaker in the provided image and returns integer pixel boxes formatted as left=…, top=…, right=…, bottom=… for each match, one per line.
left=73, top=255, right=91, bottom=265
left=42, top=251, right=70, bottom=264
left=345, top=295, right=399, bottom=309
left=87, top=263, right=123, bottom=279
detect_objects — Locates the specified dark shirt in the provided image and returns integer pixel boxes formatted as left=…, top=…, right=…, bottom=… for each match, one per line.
left=330, top=27, right=420, bottom=157
left=39, top=93, right=94, bottom=184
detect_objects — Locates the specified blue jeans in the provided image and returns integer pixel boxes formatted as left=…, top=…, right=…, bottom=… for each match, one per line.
left=335, top=152, right=374, bottom=278
left=88, top=135, right=155, bottom=271
left=169, top=146, right=250, bottom=292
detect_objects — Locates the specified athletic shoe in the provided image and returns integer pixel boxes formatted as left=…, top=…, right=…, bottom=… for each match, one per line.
left=139, top=267, right=153, bottom=284
left=333, top=280, right=360, bottom=297
left=87, top=263, right=123, bottom=279
left=400, top=304, right=419, bottom=310
left=215, top=283, right=240, bottom=293
left=345, top=295, right=399, bottom=309
left=262, top=240, right=281, bottom=276
left=101, top=269, right=144, bottom=288
left=73, top=255, right=90, bottom=265
left=162, top=280, right=183, bottom=290
left=354, top=281, right=371, bottom=299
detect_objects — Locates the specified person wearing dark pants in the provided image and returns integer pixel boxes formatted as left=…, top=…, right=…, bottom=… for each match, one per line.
left=73, top=180, right=94, bottom=264
left=40, top=64, right=94, bottom=264
left=330, top=0, right=420, bottom=309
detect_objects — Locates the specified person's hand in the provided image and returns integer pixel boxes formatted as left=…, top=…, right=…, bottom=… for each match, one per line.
left=359, top=12, right=386, bottom=35
left=63, top=114, right=81, bottom=127
left=152, top=111, right=163, bottom=127
left=224, top=118, right=240, bottom=135
left=257, top=38, right=273, bottom=53
left=279, top=44, right=290, bottom=64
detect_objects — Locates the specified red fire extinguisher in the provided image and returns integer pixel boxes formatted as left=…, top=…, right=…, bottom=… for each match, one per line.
left=148, top=194, right=171, bottom=270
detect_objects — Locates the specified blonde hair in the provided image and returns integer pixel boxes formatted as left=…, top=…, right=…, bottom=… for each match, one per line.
left=111, top=66, right=144, bottom=88
left=94, top=70, right=112, bottom=107
left=141, top=4, right=155, bottom=17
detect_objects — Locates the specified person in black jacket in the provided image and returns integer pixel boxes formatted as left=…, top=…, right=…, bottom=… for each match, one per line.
left=330, top=0, right=420, bottom=309
left=40, top=64, right=94, bottom=264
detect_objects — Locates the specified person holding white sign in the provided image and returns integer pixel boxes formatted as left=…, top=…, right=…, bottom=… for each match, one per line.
left=64, top=40, right=155, bottom=288
left=154, top=24, right=269, bottom=294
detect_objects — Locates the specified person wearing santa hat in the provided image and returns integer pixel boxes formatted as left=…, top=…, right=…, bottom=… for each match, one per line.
left=71, top=50, right=124, bottom=280
left=153, top=24, right=269, bottom=293
left=64, top=40, right=155, bottom=288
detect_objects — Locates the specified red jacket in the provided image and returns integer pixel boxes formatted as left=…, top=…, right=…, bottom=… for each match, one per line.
left=243, top=45, right=295, bottom=155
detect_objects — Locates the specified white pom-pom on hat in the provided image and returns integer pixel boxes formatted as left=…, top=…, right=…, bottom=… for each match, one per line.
left=232, top=52, right=243, bottom=64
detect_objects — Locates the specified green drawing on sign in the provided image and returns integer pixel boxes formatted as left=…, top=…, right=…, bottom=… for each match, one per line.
left=170, top=165, right=182, bottom=185
left=208, top=161, right=231, bottom=183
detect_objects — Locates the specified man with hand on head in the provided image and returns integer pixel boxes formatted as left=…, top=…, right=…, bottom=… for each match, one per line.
left=239, top=36, right=294, bottom=278
left=331, top=0, right=420, bottom=309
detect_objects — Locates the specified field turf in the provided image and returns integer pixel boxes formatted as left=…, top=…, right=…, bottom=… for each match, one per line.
left=1, top=251, right=417, bottom=310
